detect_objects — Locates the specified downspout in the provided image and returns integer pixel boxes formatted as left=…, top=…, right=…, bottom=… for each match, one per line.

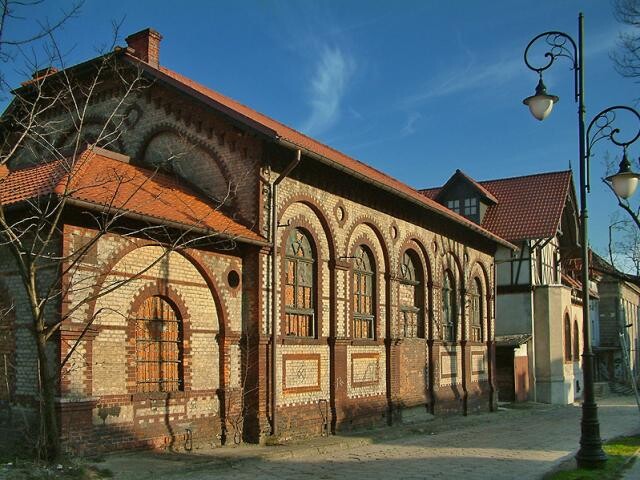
left=270, top=149, right=301, bottom=436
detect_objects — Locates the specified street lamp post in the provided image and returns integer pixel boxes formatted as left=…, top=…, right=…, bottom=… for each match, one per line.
left=523, top=13, right=640, bottom=469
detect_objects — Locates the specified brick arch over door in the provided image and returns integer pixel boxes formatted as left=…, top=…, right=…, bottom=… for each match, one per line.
left=89, top=246, right=224, bottom=398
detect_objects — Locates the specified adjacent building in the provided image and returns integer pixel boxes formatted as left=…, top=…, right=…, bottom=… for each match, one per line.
left=590, top=253, right=640, bottom=388
left=422, top=169, right=585, bottom=404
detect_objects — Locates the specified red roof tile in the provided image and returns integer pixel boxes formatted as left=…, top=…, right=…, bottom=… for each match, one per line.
left=420, top=170, right=573, bottom=242
left=119, top=54, right=514, bottom=250
left=0, top=149, right=266, bottom=245
left=479, top=171, right=572, bottom=242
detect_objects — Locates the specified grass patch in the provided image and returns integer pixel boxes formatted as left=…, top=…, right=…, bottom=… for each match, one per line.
left=547, top=435, right=640, bottom=480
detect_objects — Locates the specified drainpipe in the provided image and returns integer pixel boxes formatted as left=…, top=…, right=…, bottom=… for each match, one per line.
left=270, top=149, right=301, bottom=436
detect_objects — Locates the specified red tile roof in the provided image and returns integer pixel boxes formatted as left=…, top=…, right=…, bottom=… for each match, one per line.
left=0, top=149, right=266, bottom=245
left=479, top=171, right=572, bottom=242
left=119, top=54, right=514, bottom=250
left=421, top=170, right=573, bottom=242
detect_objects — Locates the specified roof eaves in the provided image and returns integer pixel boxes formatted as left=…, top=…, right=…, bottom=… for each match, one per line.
left=277, top=137, right=517, bottom=251
left=65, top=196, right=268, bottom=247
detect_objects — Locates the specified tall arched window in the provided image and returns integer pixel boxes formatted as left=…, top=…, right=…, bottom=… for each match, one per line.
left=135, top=296, right=183, bottom=393
left=442, top=271, right=456, bottom=342
left=284, top=228, right=315, bottom=337
left=573, top=319, right=580, bottom=362
left=400, top=250, right=424, bottom=338
left=353, top=245, right=375, bottom=339
left=564, top=314, right=572, bottom=362
left=470, top=278, right=483, bottom=342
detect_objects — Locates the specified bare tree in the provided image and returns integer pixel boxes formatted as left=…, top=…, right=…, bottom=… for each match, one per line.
left=607, top=214, right=640, bottom=275
left=613, top=0, right=640, bottom=82
left=0, top=22, right=248, bottom=464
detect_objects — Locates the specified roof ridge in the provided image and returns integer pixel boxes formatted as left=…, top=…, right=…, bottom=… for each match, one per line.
left=157, top=65, right=413, bottom=191
left=479, top=169, right=571, bottom=184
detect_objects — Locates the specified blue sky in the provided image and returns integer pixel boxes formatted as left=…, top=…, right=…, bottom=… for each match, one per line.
left=4, top=0, right=639, bottom=258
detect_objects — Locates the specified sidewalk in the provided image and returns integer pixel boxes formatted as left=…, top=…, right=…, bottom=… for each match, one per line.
left=97, top=394, right=640, bottom=480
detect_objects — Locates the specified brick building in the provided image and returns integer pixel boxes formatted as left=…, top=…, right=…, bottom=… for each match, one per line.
left=422, top=169, right=585, bottom=405
left=0, top=29, right=513, bottom=451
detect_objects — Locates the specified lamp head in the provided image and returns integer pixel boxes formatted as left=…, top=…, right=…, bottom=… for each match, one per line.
left=523, top=77, right=559, bottom=121
left=605, top=150, right=640, bottom=199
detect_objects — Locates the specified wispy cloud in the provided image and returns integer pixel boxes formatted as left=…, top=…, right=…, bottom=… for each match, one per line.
left=301, top=46, right=355, bottom=136
left=400, top=56, right=522, bottom=107
left=401, top=112, right=422, bottom=136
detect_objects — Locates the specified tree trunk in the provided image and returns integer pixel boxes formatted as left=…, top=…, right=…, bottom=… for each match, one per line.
left=36, top=334, right=60, bottom=461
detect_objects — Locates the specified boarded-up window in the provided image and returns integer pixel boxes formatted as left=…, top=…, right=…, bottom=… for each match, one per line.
left=353, top=246, right=375, bottom=339
left=135, top=296, right=182, bottom=393
left=284, top=229, right=315, bottom=337
left=564, top=314, right=572, bottom=362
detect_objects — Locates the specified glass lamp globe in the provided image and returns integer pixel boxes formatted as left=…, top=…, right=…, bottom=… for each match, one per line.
left=606, top=153, right=640, bottom=199
left=523, top=78, right=559, bottom=121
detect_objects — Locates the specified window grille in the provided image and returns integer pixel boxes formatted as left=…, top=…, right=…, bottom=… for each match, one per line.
left=470, top=278, right=483, bottom=342
left=284, top=228, right=315, bottom=337
left=353, top=246, right=375, bottom=339
left=400, top=251, right=424, bottom=338
left=442, top=272, right=456, bottom=341
left=135, top=296, right=182, bottom=393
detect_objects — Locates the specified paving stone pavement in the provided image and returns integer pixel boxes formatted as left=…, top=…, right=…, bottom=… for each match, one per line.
left=98, top=394, right=640, bottom=480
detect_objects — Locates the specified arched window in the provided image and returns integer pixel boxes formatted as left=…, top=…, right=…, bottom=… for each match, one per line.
left=573, top=320, right=580, bottom=362
left=442, top=271, right=456, bottom=342
left=135, top=296, right=183, bottom=393
left=353, top=245, right=375, bottom=339
left=284, top=228, right=315, bottom=337
left=564, top=314, right=572, bottom=362
left=399, top=250, right=424, bottom=338
left=470, top=278, right=483, bottom=342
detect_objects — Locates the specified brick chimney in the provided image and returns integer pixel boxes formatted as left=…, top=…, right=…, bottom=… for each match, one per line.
left=125, top=28, right=163, bottom=68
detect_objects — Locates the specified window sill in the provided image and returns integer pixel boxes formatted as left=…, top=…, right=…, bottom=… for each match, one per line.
left=280, top=336, right=323, bottom=345
left=350, top=338, right=383, bottom=346
left=131, top=390, right=187, bottom=402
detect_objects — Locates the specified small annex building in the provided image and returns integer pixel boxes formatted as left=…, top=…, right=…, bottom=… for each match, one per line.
left=0, top=29, right=515, bottom=451
left=422, top=169, right=585, bottom=405
left=590, top=252, right=640, bottom=390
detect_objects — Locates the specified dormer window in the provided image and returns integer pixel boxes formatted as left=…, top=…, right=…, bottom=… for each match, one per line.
left=447, top=199, right=460, bottom=214
left=464, top=197, right=478, bottom=216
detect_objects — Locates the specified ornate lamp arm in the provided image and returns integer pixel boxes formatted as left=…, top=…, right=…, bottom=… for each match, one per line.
left=523, top=31, right=579, bottom=102
left=587, top=106, right=640, bottom=192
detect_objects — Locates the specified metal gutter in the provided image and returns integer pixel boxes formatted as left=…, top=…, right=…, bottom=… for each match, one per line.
left=270, top=149, right=301, bottom=436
